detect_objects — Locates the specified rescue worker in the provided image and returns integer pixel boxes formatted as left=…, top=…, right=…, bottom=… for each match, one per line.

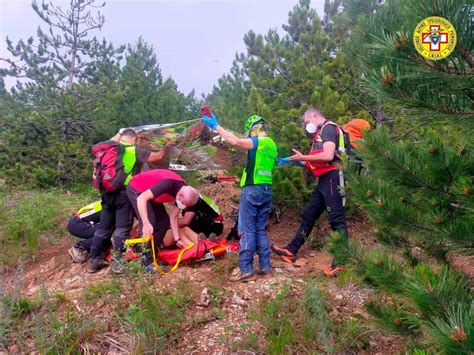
left=202, top=112, right=277, bottom=282
left=179, top=194, right=224, bottom=240
left=67, top=201, right=101, bottom=263
left=86, top=129, right=165, bottom=274
left=271, top=108, right=348, bottom=277
left=126, top=169, right=200, bottom=268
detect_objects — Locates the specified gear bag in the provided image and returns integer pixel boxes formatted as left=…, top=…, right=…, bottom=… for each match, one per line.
left=342, top=118, right=370, bottom=149
left=91, top=140, right=128, bottom=191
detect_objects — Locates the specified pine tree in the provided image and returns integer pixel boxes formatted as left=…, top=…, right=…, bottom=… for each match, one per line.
left=351, top=0, right=473, bottom=128
left=0, top=1, right=195, bottom=187
left=116, top=37, right=164, bottom=128
left=0, top=0, right=121, bottom=90
left=348, top=0, right=473, bottom=257
left=207, top=0, right=357, bottom=206
left=207, top=53, right=251, bottom=132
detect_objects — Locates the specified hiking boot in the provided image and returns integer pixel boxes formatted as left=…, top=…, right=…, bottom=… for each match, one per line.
left=271, top=244, right=296, bottom=263
left=208, top=233, right=219, bottom=242
left=68, top=246, right=88, bottom=264
left=322, top=264, right=345, bottom=277
left=109, top=259, right=128, bottom=275
left=257, top=268, right=272, bottom=278
left=231, top=272, right=257, bottom=283
left=230, top=268, right=257, bottom=282
left=86, top=257, right=104, bottom=274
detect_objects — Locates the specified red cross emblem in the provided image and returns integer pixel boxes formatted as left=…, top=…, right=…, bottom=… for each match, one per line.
left=422, top=25, right=448, bottom=51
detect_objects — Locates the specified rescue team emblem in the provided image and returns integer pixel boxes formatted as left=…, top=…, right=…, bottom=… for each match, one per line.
left=413, top=16, right=457, bottom=60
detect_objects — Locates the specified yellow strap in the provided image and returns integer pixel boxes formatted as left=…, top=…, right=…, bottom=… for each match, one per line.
left=124, top=236, right=151, bottom=245
left=150, top=236, right=194, bottom=275
left=124, top=235, right=194, bottom=275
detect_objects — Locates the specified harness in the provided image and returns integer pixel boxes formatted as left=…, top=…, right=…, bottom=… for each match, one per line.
left=311, top=120, right=346, bottom=160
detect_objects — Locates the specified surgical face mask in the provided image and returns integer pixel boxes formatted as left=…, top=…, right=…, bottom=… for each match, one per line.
left=305, top=122, right=317, bottom=134
left=176, top=200, right=186, bottom=210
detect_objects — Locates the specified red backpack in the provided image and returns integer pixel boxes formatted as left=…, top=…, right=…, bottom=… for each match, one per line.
left=91, top=140, right=128, bottom=191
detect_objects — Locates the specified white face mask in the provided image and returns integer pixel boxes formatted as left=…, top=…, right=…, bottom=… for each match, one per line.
left=176, top=200, right=186, bottom=210
left=305, top=122, right=316, bottom=134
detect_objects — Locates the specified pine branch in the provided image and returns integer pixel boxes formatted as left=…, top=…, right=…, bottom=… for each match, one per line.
left=457, top=44, right=474, bottom=70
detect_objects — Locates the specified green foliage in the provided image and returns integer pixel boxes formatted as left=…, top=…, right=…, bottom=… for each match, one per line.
left=352, top=244, right=473, bottom=353
left=272, top=166, right=312, bottom=207
left=403, top=265, right=472, bottom=323
left=361, top=251, right=407, bottom=294
left=233, top=329, right=260, bottom=352
left=2, top=296, right=43, bottom=319
left=208, top=284, right=225, bottom=308
left=350, top=0, right=473, bottom=128
left=2, top=288, right=97, bottom=353
left=260, top=284, right=297, bottom=353
left=0, top=189, right=96, bottom=264
left=34, top=310, right=99, bottom=354
left=426, top=303, right=474, bottom=355
left=0, top=1, right=200, bottom=188
left=122, top=281, right=192, bottom=352
left=301, top=280, right=334, bottom=351
left=334, top=316, right=371, bottom=351
left=325, top=230, right=350, bottom=266
left=83, top=280, right=122, bottom=303
left=348, top=127, right=474, bottom=257
left=365, top=300, right=421, bottom=335
left=207, top=0, right=358, bottom=206
left=258, top=281, right=338, bottom=353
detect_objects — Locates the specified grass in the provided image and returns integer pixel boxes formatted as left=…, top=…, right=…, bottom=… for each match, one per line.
left=334, top=317, right=371, bottom=351
left=208, top=284, right=225, bottom=307
left=209, top=252, right=239, bottom=285
left=254, top=279, right=379, bottom=353
left=2, top=295, right=43, bottom=319
left=34, top=310, right=100, bottom=354
left=121, top=279, right=193, bottom=352
left=257, top=281, right=334, bottom=353
left=0, top=186, right=97, bottom=264
left=83, top=279, right=122, bottom=303
left=1, top=288, right=99, bottom=353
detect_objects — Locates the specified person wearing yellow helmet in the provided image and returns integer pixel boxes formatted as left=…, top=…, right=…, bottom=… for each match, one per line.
left=202, top=111, right=277, bottom=282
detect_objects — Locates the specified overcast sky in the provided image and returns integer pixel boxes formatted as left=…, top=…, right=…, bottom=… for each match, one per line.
left=0, top=0, right=325, bottom=95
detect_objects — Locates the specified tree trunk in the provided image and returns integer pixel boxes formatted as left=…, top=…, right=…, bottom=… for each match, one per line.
left=67, top=1, right=80, bottom=89
left=375, top=96, right=384, bottom=127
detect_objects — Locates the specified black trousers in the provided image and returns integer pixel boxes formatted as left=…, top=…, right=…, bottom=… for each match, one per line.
left=286, top=169, right=348, bottom=254
left=189, top=218, right=224, bottom=237
left=68, top=215, right=97, bottom=240
left=126, top=185, right=170, bottom=249
left=90, top=188, right=134, bottom=258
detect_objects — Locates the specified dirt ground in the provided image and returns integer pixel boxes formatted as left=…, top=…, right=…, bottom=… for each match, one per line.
left=1, top=183, right=413, bottom=353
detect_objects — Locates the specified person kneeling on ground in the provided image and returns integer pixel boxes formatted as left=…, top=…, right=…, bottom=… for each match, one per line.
left=126, top=169, right=199, bottom=269
left=67, top=201, right=102, bottom=263
left=202, top=113, right=277, bottom=282
left=68, top=201, right=140, bottom=263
